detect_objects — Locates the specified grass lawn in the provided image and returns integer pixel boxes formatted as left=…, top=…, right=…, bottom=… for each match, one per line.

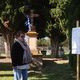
left=0, top=59, right=76, bottom=80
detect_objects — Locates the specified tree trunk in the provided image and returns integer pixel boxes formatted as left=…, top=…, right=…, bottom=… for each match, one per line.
left=1, top=20, right=15, bottom=57
left=3, top=33, right=14, bottom=57
left=51, top=38, right=59, bottom=57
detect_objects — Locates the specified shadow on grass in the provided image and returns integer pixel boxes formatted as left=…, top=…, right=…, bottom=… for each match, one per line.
left=0, top=62, right=12, bottom=71
left=0, top=56, right=12, bottom=71
left=0, top=63, right=13, bottom=78
left=30, top=59, right=76, bottom=80
left=0, top=57, right=76, bottom=80
left=0, top=74, right=13, bottom=77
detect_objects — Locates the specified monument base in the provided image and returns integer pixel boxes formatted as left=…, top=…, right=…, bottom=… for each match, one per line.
left=26, top=31, right=42, bottom=71
left=26, top=31, right=39, bottom=55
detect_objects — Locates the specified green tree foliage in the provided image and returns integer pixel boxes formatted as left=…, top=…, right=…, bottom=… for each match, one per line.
left=49, top=0, right=80, bottom=70
left=44, top=0, right=70, bottom=56
left=47, top=0, right=70, bottom=39
left=0, top=0, right=29, bottom=56
left=0, top=0, right=29, bottom=33
left=37, top=38, right=50, bottom=46
left=29, top=0, right=49, bottom=38
left=65, top=0, right=80, bottom=71
left=29, top=0, right=69, bottom=57
left=0, top=0, right=49, bottom=38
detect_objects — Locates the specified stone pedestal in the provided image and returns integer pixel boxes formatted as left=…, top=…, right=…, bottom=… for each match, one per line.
left=26, top=31, right=43, bottom=72
left=26, top=31, right=39, bottom=55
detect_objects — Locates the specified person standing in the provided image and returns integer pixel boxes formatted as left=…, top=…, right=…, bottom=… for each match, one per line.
left=11, top=31, right=32, bottom=80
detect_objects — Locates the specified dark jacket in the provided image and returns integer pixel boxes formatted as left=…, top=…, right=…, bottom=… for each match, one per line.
left=11, top=42, right=26, bottom=66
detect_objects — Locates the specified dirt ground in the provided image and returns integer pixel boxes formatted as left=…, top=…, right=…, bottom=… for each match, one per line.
left=0, top=57, right=11, bottom=63
left=0, top=57, right=66, bottom=63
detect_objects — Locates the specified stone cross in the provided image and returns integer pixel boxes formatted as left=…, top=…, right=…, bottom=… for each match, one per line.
left=30, top=10, right=39, bottom=31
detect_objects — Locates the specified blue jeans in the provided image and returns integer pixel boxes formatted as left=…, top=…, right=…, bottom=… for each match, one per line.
left=13, top=67, right=28, bottom=80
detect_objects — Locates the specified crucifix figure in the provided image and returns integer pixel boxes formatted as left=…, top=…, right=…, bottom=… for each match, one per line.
left=24, top=9, right=39, bottom=32
left=30, top=10, right=39, bottom=31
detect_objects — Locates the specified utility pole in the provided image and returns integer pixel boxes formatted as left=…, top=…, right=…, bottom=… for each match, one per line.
left=76, top=20, right=79, bottom=80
